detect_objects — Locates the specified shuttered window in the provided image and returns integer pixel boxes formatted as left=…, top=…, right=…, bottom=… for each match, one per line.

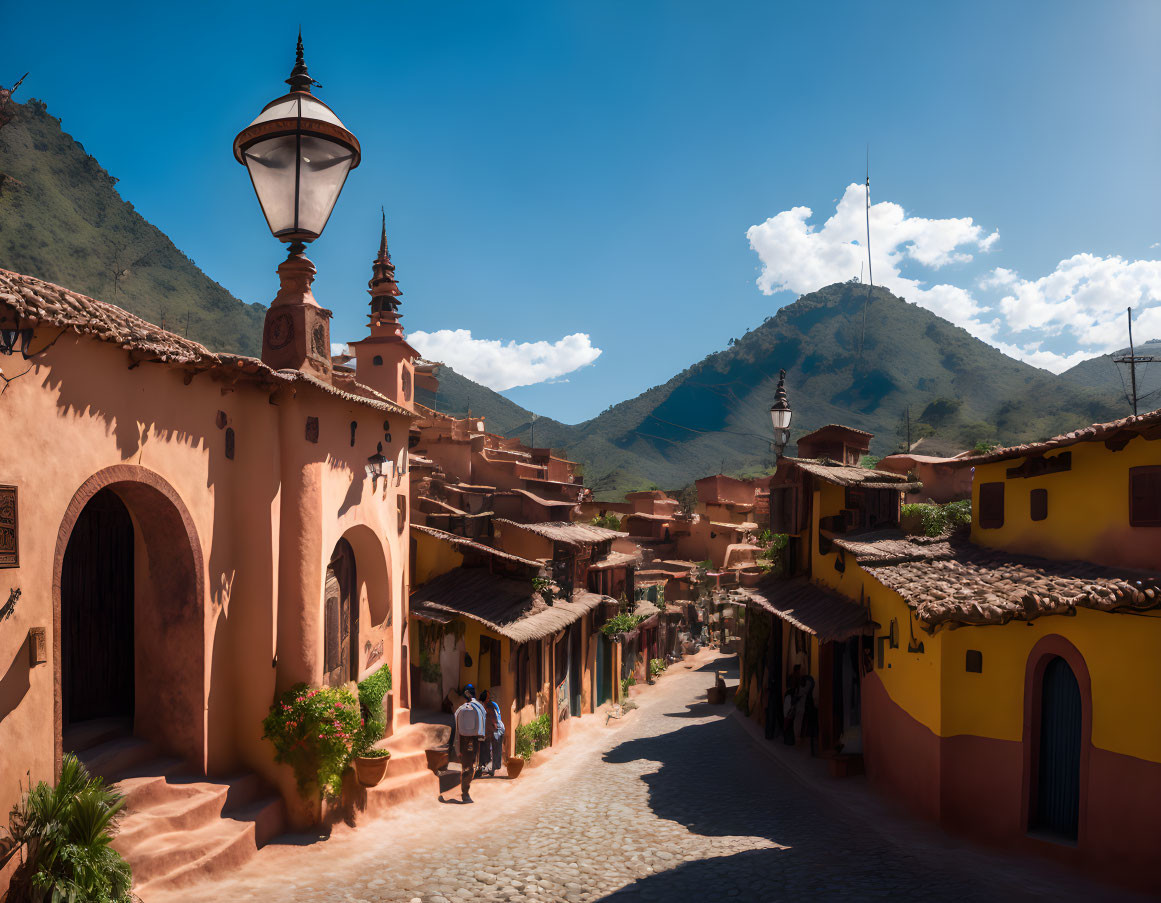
left=1030, top=488, right=1048, bottom=522
left=1129, top=466, right=1161, bottom=527
left=978, top=482, right=1005, bottom=529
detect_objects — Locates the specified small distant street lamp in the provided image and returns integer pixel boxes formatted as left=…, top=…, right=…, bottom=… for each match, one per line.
left=233, top=32, right=361, bottom=255
left=769, top=369, right=792, bottom=460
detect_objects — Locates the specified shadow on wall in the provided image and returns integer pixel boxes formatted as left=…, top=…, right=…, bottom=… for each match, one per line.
left=597, top=710, right=1020, bottom=900
left=0, top=636, right=31, bottom=725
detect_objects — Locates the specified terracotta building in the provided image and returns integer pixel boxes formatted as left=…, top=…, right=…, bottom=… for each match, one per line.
left=0, top=220, right=429, bottom=892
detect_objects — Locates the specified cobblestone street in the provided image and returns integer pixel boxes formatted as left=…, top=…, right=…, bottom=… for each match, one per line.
left=160, top=654, right=1132, bottom=903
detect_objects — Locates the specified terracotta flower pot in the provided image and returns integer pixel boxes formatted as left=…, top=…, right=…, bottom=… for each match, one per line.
left=506, top=757, right=526, bottom=779
left=353, top=754, right=391, bottom=787
left=425, top=748, right=449, bottom=772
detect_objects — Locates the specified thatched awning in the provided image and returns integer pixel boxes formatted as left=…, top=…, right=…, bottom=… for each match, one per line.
left=740, top=578, right=875, bottom=643
left=495, top=519, right=627, bottom=545
left=409, top=567, right=609, bottom=644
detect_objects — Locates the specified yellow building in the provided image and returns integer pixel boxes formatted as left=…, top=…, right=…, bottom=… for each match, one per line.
left=407, top=524, right=622, bottom=762
left=789, top=411, right=1161, bottom=892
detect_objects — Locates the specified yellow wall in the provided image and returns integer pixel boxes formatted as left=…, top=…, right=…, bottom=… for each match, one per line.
left=970, top=436, right=1161, bottom=570
left=412, top=531, right=465, bottom=586
left=812, top=479, right=1161, bottom=764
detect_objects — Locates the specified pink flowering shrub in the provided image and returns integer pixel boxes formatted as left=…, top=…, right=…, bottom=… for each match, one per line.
left=262, top=683, right=362, bottom=799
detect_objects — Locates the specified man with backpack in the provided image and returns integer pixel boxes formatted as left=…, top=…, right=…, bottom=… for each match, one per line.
left=453, top=684, right=487, bottom=802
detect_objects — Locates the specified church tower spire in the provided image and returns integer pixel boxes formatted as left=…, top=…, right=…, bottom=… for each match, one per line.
left=367, top=208, right=404, bottom=336
left=346, top=210, right=419, bottom=408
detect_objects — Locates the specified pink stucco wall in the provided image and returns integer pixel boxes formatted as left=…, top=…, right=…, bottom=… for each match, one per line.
left=0, top=328, right=411, bottom=827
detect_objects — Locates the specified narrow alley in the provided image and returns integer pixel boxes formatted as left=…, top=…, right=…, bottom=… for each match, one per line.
left=154, top=654, right=1132, bottom=903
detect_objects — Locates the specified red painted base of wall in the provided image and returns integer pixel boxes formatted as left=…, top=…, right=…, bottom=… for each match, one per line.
left=861, top=672, right=1161, bottom=894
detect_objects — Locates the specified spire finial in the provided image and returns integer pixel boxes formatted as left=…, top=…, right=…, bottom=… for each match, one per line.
left=368, top=209, right=402, bottom=319
left=286, top=29, right=319, bottom=93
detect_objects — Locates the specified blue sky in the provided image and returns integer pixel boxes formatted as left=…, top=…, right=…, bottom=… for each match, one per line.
left=7, top=0, right=1161, bottom=423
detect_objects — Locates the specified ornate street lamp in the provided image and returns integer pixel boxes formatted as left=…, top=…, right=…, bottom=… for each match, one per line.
left=233, top=32, right=360, bottom=252
left=769, top=369, right=792, bottom=459
left=233, top=33, right=360, bottom=378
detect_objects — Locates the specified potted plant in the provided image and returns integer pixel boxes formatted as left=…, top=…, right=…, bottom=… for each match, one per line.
left=262, top=683, right=362, bottom=799
left=352, top=746, right=391, bottom=787
left=352, top=665, right=392, bottom=787
left=509, top=712, right=551, bottom=778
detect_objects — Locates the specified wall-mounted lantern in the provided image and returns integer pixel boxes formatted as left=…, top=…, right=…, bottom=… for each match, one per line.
left=366, top=443, right=388, bottom=485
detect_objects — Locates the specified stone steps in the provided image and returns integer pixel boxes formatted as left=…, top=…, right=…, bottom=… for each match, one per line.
left=73, top=732, right=285, bottom=898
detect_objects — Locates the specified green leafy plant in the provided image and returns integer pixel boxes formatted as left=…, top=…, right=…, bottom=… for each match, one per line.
left=589, top=513, right=622, bottom=531
left=531, top=576, right=552, bottom=599
left=354, top=665, right=392, bottom=757
left=901, top=500, right=972, bottom=537
left=600, top=612, right=645, bottom=638
left=648, top=658, right=666, bottom=678
left=972, top=439, right=999, bottom=454
left=513, top=713, right=552, bottom=760
left=3, top=753, right=133, bottom=903
left=620, top=676, right=636, bottom=697
left=262, top=683, right=362, bottom=799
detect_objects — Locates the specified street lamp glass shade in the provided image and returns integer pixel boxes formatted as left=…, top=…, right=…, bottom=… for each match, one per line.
left=234, top=93, right=360, bottom=243
left=770, top=406, right=792, bottom=432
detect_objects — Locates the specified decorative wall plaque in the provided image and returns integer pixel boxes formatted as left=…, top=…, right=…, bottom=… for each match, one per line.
left=266, top=313, right=294, bottom=350
left=0, top=485, right=16, bottom=568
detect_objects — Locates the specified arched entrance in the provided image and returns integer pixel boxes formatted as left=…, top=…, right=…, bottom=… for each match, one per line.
left=324, top=537, right=357, bottom=686
left=1031, top=656, right=1082, bottom=839
left=61, top=488, right=135, bottom=728
left=54, top=466, right=206, bottom=770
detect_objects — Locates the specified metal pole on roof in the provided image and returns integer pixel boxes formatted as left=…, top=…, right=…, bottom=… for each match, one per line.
left=856, top=148, right=874, bottom=365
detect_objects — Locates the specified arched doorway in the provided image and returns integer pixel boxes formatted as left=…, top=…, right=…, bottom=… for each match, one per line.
left=61, top=488, right=134, bottom=729
left=324, top=538, right=357, bottom=686
left=54, top=466, right=206, bottom=770
left=1032, top=656, right=1082, bottom=839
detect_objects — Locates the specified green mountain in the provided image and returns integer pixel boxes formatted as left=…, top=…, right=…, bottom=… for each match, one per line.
left=0, top=98, right=265, bottom=355
left=415, top=363, right=544, bottom=438
left=1060, top=339, right=1161, bottom=413
left=0, top=98, right=1131, bottom=500
left=446, top=283, right=1127, bottom=498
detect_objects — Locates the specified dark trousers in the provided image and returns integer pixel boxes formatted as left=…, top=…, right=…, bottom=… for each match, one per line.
left=459, top=736, right=480, bottom=796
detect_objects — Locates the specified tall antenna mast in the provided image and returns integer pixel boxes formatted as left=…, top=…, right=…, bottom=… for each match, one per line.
left=856, top=147, right=874, bottom=363
left=1113, top=306, right=1157, bottom=415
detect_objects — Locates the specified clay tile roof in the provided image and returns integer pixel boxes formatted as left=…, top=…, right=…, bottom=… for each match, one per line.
left=853, top=537, right=1161, bottom=629
left=494, top=519, right=627, bottom=544
left=0, top=268, right=413, bottom=417
left=780, top=457, right=914, bottom=489
left=410, top=524, right=542, bottom=568
left=831, top=529, right=954, bottom=565
left=954, top=407, right=1161, bottom=465
left=739, top=578, right=876, bottom=642
left=409, top=568, right=608, bottom=643
left=799, top=424, right=874, bottom=439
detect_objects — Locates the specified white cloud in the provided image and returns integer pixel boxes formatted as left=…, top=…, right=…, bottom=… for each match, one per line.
left=746, top=183, right=998, bottom=333
left=747, top=186, right=1161, bottom=374
left=408, top=329, right=602, bottom=391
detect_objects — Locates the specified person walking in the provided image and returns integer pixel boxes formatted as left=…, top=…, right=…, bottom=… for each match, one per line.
left=453, top=684, right=486, bottom=802
left=481, top=692, right=505, bottom=776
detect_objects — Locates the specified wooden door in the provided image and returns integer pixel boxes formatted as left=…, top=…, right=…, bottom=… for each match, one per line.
left=324, top=539, right=356, bottom=687
left=1032, top=656, right=1081, bottom=839
left=61, top=488, right=134, bottom=727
